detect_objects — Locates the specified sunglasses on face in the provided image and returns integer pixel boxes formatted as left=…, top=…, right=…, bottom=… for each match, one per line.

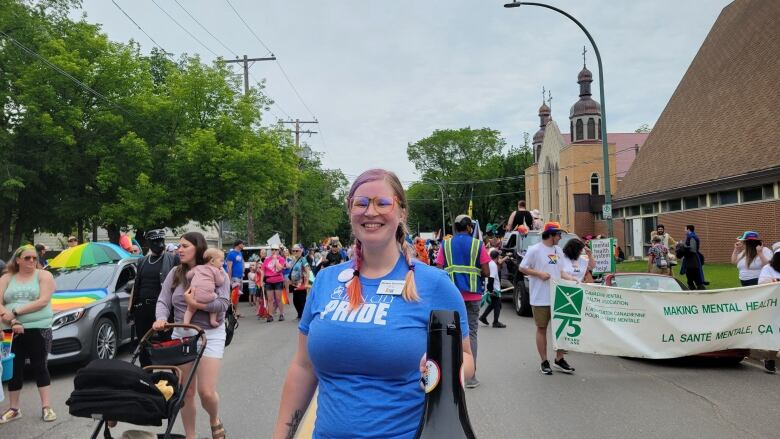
left=349, top=196, right=396, bottom=214
left=20, top=255, right=36, bottom=261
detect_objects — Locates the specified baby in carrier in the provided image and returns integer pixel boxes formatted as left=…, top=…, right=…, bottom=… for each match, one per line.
left=184, top=248, right=226, bottom=328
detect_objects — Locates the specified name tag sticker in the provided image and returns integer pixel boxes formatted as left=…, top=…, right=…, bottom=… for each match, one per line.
left=377, top=280, right=405, bottom=295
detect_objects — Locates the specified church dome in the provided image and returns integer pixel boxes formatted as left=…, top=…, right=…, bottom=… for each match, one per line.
left=577, top=66, right=592, bottom=82
left=570, top=98, right=601, bottom=117
left=538, top=102, right=551, bottom=114
left=570, top=63, right=601, bottom=118
left=533, top=128, right=545, bottom=144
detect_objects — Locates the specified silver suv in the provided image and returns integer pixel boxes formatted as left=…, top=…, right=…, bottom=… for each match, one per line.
left=500, top=230, right=579, bottom=316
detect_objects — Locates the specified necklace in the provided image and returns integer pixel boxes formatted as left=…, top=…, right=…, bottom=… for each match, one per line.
left=147, top=253, right=163, bottom=265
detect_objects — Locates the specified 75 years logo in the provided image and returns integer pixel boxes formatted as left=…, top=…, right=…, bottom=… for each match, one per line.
left=554, top=285, right=584, bottom=339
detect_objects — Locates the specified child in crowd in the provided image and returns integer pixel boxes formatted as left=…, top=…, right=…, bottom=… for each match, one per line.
left=479, top=249, right=506, bottom=328
left=184, top=248, right=226, bottom=328
left=247, top=263, right=257, bottom=306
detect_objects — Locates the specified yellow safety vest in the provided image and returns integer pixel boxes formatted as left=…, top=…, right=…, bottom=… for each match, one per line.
left=443, top=236, right=481, bottom=292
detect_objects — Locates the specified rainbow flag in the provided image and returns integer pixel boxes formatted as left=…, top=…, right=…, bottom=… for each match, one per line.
left=1, top=330, right=12, bottom=358
left=51, top=289, right=108, bottom=313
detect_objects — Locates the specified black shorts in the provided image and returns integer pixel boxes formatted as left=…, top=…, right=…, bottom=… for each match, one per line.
left=265, top=281, right=284, bottom=291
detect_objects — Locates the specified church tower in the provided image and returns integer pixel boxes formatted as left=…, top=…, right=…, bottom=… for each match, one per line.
left=532, top=91, right=551, bottom=164
left=569, top=47, right=601, bottom=144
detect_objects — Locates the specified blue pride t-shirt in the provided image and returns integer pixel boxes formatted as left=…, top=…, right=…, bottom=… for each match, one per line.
left=299, top=255, right=469, bottom=439
left=226, top=249, right=244, bottom=279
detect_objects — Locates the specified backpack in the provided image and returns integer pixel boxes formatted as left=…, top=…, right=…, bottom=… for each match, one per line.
left=654, top=247, right=668, bottom=268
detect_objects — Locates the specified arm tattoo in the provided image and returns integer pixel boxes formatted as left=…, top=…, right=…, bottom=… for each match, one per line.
left=285, top=409, right=305, bottom=439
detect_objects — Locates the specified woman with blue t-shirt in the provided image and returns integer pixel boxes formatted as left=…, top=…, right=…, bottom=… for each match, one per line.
left=273, top=169, right=474, bottom=439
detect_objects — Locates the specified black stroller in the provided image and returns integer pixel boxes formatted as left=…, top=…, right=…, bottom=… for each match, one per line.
left=67, top=323, right=207, bottom=439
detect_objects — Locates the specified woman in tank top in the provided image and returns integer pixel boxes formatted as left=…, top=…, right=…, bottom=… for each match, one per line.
left=0, top=244, right=57, bottom=424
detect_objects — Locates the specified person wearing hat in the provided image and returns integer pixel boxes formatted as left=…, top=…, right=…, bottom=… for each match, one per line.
left=66, top=236, right=78, bottom=248
left=262, top=244, right=287, bottom=322
left=128, top=228, right=179, bottom=367
left=731, top=231, right=772, bottom=287
left=321, top=240, right=346, bottom=269
left=519, top=221, right=578, bottom=375
left=289, top=244, right=311, bottom=320
left=436, top=214, right=490, bottom=388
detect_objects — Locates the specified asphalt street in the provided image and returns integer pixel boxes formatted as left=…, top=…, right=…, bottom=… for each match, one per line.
left=3, top=301, right=780, bottom=439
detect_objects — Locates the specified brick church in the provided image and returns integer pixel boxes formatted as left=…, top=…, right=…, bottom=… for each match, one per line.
left=523, top=59, right=648, bottom=237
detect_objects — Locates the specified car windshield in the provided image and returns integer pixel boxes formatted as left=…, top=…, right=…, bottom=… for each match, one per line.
left=611, top=274, right=683, bottom=291
left=49, top=264, right=116, bottom=290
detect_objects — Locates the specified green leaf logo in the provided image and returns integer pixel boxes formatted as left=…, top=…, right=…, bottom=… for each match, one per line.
left=554, top=285, right=584, bottom=339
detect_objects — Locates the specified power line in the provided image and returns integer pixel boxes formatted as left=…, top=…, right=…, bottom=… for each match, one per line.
left=250, top=72, right=292, bottom=119
left=315, top=125, right=331, bottom=152
left=172, top=0, right=236, bottom=57
left=150, top=0, right=218, bottom=57
left=223, top=0, right=318, bottom=119
left=0, top=30, right=128, bottom=113
left=111, top=0, right=168, bottom=53
left=275, top=62, right=317, bottom=119
left=223, top=0, right=274, bottom=56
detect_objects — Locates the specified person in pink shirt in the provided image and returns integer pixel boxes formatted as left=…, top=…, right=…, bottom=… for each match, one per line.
left=183, top=248, right=226, bottom=328
left=262, top=245, right=287, bottom=322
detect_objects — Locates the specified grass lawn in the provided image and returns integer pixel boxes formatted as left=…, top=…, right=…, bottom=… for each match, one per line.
left=615, top=259, right=741, bottom=290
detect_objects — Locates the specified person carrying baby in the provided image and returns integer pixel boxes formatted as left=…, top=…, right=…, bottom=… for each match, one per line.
left=183, top=248, right=226, bottom=328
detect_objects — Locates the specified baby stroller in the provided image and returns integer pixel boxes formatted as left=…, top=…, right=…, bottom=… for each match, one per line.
left=66, top=323, right=207, bottom=439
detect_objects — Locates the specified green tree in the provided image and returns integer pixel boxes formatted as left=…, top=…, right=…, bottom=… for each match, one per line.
left=635, top=123, right=651, bottom=133
left=0, top=0, right=304, bottom=256
left=228, top=147, right=348, bottom=248
left=406, top=128, right=531, bottom=234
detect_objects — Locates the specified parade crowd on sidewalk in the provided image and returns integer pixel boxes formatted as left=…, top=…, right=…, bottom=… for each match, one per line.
left=1, top=168, right=779, bottom=439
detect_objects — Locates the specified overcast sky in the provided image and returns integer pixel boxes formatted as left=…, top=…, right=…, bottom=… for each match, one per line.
left=76, top=0, right=732, bottom=183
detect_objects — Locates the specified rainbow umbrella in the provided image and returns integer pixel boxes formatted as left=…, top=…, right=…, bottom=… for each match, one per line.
left=48, top=242, right=131, bottom=269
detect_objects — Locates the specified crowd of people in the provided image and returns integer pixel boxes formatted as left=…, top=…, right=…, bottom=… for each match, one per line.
left=1, top=167, right=779, bottom=438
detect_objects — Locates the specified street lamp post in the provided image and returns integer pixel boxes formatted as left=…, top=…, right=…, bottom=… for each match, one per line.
left=504, top=1, right=614, bottom=238
left=438, top=183, right=446, bottom=234
left=423, top=179, right=447, bottom=236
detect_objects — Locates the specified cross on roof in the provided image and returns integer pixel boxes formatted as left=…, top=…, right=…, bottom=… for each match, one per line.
left=541, top=86, right=546, bottom=104
left=582, top=45, right=588, bottom=68
left=547, top=90, right=553, bottom=109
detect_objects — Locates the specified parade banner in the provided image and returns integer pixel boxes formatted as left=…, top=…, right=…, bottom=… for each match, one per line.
left=551, top=280, right=780, bottom=359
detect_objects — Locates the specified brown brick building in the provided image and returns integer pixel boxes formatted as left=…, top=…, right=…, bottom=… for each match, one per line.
left=607, top=0, right=780, bottom=262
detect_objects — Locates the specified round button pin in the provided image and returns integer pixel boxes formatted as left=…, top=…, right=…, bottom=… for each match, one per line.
left=337, top=268, right=355, bottom=283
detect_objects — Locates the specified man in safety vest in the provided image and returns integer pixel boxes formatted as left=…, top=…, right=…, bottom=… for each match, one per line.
left=436, top=214, right=490, bottom=388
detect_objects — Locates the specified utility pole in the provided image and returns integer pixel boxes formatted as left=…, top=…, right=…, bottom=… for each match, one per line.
left=280, top=119, right=319, bottom=246
left=224, top=54, right=276, bottom=245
